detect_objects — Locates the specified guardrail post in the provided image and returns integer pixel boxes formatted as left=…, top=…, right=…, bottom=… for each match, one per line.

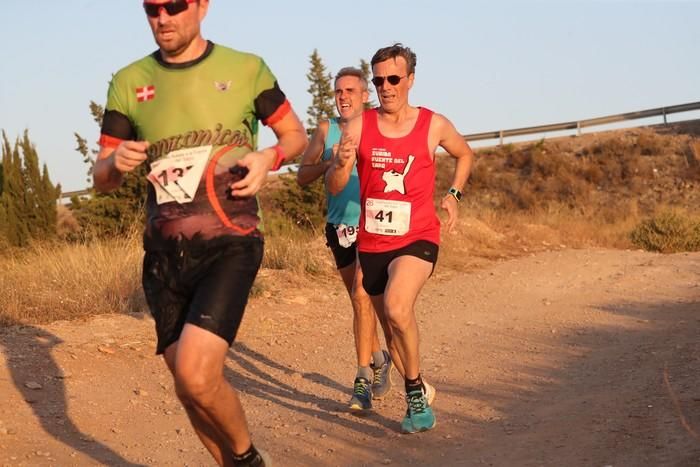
left=499, top=130, right=504, bottom=146
left=577, top=121, right=581, bottom=136
left=662, top=107, right=667, bottom=125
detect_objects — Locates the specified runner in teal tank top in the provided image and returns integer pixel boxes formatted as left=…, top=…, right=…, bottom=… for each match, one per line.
left=93, top=2, right=307, bottom=466
left=322, top=118, right=361, bottom=226
left=297, top=67, right=397, bottom=414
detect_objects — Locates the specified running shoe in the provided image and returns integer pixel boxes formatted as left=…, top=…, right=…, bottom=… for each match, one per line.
left=400, top=387, right=436, bottom=434
left=348, top=376, right=373, bottom=412
left=234, top=448, right=271, bottom=467
left=371, top=350, right=393, bottom=399
left=424, top=380, right=436, bottom=406
left=258, top=449, right=272, bottom=467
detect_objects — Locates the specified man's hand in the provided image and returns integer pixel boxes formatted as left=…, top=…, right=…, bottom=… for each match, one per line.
left=333, top=133, right=357, bottom=168
left=113, top=141, right=149, bottom=173
left=440, top=194, right=459, bottom=234
left=230, top=149, right=276, bottom=197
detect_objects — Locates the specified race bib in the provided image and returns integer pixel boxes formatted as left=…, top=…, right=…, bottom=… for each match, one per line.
left=335, top=224, right=359, bottom=248
left=147, top=145, right=212, bottom=205
left=364, top=198, right=411, bottom=236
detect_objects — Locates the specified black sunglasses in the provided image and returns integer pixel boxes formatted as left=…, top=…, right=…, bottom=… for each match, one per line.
left=143, top=0, right=196, bottom=18
left=371, top=75, right=407, bottom=87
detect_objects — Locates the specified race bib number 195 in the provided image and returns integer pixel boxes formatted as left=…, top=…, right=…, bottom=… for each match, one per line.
left=364, top=198, right=411, bottom=236
left=147, top=145, right=212, bottom=205
left=335, top=224, right=359, bottom=248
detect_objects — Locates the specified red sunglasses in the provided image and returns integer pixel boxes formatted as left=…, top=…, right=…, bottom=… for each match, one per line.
left=143, top=0, right=197, bottom=18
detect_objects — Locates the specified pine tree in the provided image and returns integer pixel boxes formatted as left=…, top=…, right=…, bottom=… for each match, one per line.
left=359, top=59, right=376, bottom=109
left=306, top=49, right=336, bottom=133
left=74, top=100, right=104, bottom=183
left=72, top=101, right=147, bottom=236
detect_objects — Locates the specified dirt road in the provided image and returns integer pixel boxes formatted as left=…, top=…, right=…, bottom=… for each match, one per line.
left=1, top=248, right=699, bottom=466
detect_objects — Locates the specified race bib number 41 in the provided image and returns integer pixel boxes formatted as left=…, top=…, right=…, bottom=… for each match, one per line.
left=147, top=145, right=212, bottom=205
left=364, top=198, right=411, bottom=236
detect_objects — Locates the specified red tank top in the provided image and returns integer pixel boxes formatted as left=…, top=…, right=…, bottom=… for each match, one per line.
left=357, top=107, right=440, bottom=252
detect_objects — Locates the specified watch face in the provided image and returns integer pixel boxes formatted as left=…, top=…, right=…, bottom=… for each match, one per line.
left=449, top=188, right=462, bottom=201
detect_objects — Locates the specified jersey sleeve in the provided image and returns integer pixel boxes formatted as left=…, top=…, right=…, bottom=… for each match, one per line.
left=99, top=74, right=136, bottom=149
left=253, top=59, right=291, bottom=126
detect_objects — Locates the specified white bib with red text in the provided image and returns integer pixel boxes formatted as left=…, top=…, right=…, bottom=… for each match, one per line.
left=364, top=198, right=411, bottom=236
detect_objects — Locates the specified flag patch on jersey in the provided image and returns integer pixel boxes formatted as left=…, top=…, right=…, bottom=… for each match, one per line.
left=136, top=85, right=156, bottom=102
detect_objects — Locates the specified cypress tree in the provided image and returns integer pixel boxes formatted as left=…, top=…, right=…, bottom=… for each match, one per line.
left=306, top=49, right=336, bottom=133
left=39, top=163, right=59, bottom=236
left=21, top=130, right=43, bottom=235
left=1, top=133, right=29, bottom=246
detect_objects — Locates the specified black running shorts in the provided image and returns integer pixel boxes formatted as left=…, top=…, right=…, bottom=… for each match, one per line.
left=324, top=223, right=357, bottom=270
left=142, top=236, right=263, bottom=354
left=358, top=240, right=439, bottom=296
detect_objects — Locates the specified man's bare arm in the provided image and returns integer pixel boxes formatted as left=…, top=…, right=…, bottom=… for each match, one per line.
left=93, top=141, right=149, bottom=193
left=297, top=121, right=329, bottom=186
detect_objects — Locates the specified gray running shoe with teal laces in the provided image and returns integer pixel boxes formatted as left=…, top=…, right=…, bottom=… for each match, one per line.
left=371, top=350, right=393, bottom=399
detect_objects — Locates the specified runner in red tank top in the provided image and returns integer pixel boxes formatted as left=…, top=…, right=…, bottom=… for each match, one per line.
left=327, top=43, right=475, bottom=434
left=357, top=106, right=440, bottom=252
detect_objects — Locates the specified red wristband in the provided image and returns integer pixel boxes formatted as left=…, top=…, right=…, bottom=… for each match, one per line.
left=270, top=145, right=286, bottom=171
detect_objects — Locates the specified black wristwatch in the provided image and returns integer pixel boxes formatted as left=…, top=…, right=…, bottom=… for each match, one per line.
left=447, top=187, right=462, bottom=202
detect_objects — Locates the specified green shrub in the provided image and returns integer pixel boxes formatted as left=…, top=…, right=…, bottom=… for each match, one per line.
left=630, top=211, right=700, bottom=253
left=268, top=172, right=326, bottom=230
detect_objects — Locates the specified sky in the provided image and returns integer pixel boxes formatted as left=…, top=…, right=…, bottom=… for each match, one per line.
left=1, top=1, right=698, bottom=192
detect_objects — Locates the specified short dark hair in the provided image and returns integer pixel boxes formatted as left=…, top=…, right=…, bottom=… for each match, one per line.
left=335, top=67, right=368, bottom=91
left=371, top=43, right=417, bottom=75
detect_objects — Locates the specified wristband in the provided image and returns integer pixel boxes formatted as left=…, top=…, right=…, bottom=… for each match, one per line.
left=447, top=187, right=462, bottom=202
left=270, top=145, right=286, bottom=171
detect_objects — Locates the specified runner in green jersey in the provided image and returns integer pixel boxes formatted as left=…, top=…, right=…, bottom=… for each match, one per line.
left=94, top=1, right=307, bottom=466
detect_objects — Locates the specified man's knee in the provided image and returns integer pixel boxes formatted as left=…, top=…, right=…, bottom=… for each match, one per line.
left=351, top=287, right=372, bottom=314
left=383, top=298, right=413, bottom=331
left=173, top=362, right=226, bottom=407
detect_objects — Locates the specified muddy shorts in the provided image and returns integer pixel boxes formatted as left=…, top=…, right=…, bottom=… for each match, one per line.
left=325, top=223, right=358, bottom=270
left=142, top=236, right=263, bottom=354
left=358, top=240, right=439, bottom=296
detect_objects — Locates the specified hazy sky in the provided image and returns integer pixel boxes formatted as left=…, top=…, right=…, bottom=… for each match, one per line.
left=1, top=1, right=698, bottom=191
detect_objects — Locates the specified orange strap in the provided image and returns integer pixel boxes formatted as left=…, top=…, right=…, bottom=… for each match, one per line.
left=205, top=144, right=256, bottom=235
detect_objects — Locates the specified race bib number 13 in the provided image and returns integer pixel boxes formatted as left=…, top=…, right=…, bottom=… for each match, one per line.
left=147, top=145, right=212, bottom=205
left=364, top=198, right=411, bottom=236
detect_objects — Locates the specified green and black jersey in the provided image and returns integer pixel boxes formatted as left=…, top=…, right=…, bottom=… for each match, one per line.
left=99, top=41, right=290, bottom=249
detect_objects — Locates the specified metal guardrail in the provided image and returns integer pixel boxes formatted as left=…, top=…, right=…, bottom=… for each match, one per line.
left=61, top=189, right=91, bottom=199
left=463, top=101, right=700, bottom=144
left=60, top=101, right=700, bottom=202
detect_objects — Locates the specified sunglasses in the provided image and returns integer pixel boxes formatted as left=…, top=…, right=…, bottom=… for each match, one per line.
left=371, top=75, right=407, bottom=87
left=143, top=0, right=197, bottom=18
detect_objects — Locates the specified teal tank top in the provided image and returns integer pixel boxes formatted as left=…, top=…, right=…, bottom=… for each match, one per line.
left=322, top=119, right=360, bottom=225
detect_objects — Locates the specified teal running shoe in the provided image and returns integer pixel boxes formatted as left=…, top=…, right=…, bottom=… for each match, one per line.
left=348, top=377, right=373, bottom=412
left=400, top=387, right=436, bottom=434
left=371, top=350, right=393, bottom=399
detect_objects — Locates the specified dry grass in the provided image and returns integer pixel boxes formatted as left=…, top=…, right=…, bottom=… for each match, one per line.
left=0, top=232, right=145, bottom=326
left=0, top=217, right=335, bottom=325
